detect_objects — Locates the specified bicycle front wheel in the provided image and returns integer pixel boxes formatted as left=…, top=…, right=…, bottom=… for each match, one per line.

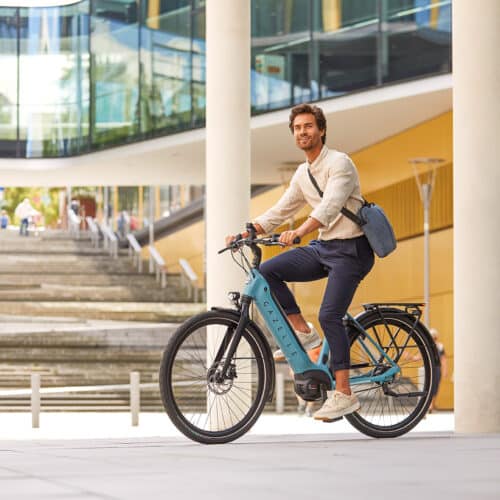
left=159, top=310, right=272, bottom=444
left=346, top=309, right=437, bottom=438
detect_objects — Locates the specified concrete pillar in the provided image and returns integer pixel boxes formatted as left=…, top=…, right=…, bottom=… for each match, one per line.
left=113, top=186, right=119, bottom=231
left=155, top=186, right=161, bottom=219
left=453, top=0, right=500, bottom=433
left=206, top=0, right=250, bottom=309
left=138, top=186, right=143, bottom=228
left=103, top=186, right=109, bottom=227
left=206, top=0, right=251, bottom=431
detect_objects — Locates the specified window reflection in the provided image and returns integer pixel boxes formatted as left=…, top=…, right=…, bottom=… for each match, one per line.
left=91, top=0, right=138, bottom=148
left=18, top=3, right=89, bottom=157
left=0, top=0, right=451, bottom=159
left=0, top=8, right=18, bottom=157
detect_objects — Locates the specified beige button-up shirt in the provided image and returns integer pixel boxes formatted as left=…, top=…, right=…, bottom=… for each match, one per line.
left=254, top=146, right=364, bottom=240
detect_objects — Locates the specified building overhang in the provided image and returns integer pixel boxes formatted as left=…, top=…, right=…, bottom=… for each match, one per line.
left=0, top=74, right=452, bottom=187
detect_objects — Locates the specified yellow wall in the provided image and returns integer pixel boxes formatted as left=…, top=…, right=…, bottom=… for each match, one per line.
left=154, top=112, right=454, bottom=409
left=352, top=112, right=452, bottom=192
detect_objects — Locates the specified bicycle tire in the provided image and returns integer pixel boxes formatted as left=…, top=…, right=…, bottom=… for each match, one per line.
left=345, top=309, right=436, bottom=438
left=159, top=310, right=272, bottom=444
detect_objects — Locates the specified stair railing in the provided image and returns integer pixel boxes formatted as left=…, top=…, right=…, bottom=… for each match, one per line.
left=98, top=222, right=118, bottom=258
left=126, top=233, right=143, bottom=273
left=86, top=216, right=100, bottom=248
left=148, top=245, right=167, bottom=288
left=179, top=258, right=201, bottom=302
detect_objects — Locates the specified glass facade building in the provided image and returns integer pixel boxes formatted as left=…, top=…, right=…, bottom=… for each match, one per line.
left=0, top=0, right=451, bottom=158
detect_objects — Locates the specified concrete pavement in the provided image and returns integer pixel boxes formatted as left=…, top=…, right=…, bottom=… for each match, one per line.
left=0, top=413, right=498, bottom=500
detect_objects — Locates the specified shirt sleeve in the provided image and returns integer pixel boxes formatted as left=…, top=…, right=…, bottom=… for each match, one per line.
left=253, top=170, right=306, bottom=234
left=309, top=155, right=356, bottom=226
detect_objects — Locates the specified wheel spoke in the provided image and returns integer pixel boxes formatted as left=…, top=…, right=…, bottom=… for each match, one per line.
left=159, top=314, right=268, bottom=442
left=347, top=314, right=434, bottom=437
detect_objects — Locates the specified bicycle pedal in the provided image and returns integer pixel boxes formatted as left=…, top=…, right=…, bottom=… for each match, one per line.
left=322, top=417, right=343, bottom=423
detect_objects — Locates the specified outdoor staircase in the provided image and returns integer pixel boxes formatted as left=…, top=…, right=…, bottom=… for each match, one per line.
left=0, top=230, right=298, bottom=413
left=0, top=229, right=204, bottom=411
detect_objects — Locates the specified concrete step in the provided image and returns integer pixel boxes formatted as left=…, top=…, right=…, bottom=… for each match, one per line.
left=0, top=284, right=191, bottom=302
left=0, top=273, right=184, bottom=287
left=0, top=301, right=205, bottom=321
left=0, top=324, right=177, bottom=347
left=0, top=255, right=137, bottom=274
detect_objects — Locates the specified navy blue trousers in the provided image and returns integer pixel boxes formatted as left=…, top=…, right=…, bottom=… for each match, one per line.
left=260, top=236, right=374, bottom=372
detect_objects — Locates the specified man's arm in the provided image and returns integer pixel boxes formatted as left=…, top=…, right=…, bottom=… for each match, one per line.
left=225, top=171, right=306, bottom=245
left=279, top=216, right=323, bottom=246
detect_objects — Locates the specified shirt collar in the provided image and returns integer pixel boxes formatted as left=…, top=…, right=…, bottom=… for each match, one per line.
left=308, top=145, right=329, bottom=173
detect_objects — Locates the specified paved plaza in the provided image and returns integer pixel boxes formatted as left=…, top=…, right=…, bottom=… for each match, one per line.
left=0, top=412, right=498, bottom=500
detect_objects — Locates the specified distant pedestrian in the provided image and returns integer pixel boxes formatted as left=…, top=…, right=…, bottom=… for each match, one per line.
left=70, top=199, right=80, bottom=216
left=0, top=210, right=9, bottom=229
left=117, top=211, right=129, bottom=238
left=429, top=328, right=448, bottom=412
left=15, top=198, right=36, bottom=236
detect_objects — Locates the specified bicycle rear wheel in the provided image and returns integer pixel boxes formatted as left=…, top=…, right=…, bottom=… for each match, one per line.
left=159, top=310, right=272, bottom=444
left=345, top=309, right=437, bottom=438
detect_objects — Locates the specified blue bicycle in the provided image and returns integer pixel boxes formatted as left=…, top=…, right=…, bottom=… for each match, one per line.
left=159, top=224, right=439, bottom=444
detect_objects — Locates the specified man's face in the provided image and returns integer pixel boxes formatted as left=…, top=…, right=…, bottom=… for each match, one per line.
left=292, top=113, right=325, bottom=152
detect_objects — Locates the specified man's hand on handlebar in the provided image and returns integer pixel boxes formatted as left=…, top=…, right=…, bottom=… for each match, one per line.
left=225, top=223, right=265, bottom=248
left=279, top=230, right=302, bottom=246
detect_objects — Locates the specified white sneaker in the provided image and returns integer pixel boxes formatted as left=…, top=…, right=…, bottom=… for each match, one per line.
left=313, top=390, right=360, bottom=421
left=273, top=322, right=322, bottom=361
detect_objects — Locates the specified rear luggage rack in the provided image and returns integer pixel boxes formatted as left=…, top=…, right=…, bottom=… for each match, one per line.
left=362, top=303, right=424, bottom=320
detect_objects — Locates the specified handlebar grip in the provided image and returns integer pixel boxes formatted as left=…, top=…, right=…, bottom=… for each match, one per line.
left=292, top=236, right=301, bottom=245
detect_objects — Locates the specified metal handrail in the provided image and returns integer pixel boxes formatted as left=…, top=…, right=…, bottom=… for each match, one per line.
left=97, top=222, right=118, bottom=258
left=86, top=216, right=100, bottom=248
left=148, top=245, right=166, bottom=288
left=179, top=258, right=200, bottom=302
left=127, top=233, right=143, bottom=273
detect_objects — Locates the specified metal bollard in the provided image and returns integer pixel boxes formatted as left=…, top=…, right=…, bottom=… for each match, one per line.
left=276, top=372, right=285, bottom=414
left=31, top=373, right=40, bottom=428
left=130, top=371, right=140, bottom=426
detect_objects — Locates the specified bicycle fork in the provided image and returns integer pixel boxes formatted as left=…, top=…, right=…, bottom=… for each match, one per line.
left=211, top=296, right=252, bottom=382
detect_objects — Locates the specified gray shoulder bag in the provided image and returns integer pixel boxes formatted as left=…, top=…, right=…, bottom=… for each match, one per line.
left=307, top=168, right=397, bottom=258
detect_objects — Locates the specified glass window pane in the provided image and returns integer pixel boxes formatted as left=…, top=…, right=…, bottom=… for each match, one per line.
left=252, top=0, right=312, bottom=112
left=18, top=2, right=89, bottom=158
left=141, top=2, right=193, bottom=134
left=382, top=0, right=451, bottom=83
left=313, top=0, right=378, bottom=99
left=91, top=0, right=139, bottom=148
left=0, top=8, right=18, bottom=157
left=191, top=8, right=205, bottom=127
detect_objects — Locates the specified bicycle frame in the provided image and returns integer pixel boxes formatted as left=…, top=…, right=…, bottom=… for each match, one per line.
left=244, top=269, right=401, bottom=390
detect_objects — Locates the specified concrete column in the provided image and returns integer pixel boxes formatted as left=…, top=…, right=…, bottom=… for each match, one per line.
left=138, top=186, right=143, bottom=228
left=113, top=186, right=119, bottom=230
left=103, top=187, right=109, bottom=227
left=155, top=186, right=161, bottom=219
left=453, top=0, right=500, bottom=433
left=206, top=0, right=251, bottom=431
left=206, top=0, right=251, bottom=309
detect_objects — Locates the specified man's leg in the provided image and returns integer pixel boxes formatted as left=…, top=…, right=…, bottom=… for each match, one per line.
left=260, top=246, right=327, bottom=332
left=318, top=264, right=362, bottom=394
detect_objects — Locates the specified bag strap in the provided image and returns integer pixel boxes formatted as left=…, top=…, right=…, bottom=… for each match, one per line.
left=306, top=167, right=364, bottom=226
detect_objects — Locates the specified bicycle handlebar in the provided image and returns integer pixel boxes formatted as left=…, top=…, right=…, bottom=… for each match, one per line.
left=217, top=233, right=301, bottom=255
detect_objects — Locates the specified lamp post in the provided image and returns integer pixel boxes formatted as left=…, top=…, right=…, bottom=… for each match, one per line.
left=409, top=157, right=445, bottom=327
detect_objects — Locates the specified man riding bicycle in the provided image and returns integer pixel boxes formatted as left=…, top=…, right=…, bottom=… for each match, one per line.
left=227, top=104, right=374, bottom=421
